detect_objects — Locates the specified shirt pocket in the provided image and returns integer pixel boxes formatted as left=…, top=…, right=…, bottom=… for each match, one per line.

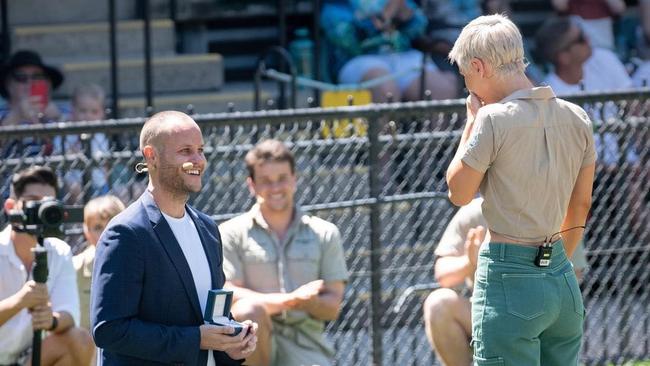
left=287, top=240, right=319, bottom=262
left=287, top=239, right=320, bottom=281
left=242, top=238, right=279, bottom=291
left=243, top=237, right=276, bottom=264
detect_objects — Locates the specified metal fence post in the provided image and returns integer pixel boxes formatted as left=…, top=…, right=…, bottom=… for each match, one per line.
left=1, top=0, right=9, bottom=62
left=143, top=0, right=153, bottom=112
left=277, top=0, right=286, bottom=109
left=313, top=0, right=321, bottom=105
left=108, top=0, right=119, bottom=118
left=367, top=113, right=383, bottom=366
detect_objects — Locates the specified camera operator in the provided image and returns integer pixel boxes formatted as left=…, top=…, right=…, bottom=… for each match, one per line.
left=0, top=166, right=93, bottom=366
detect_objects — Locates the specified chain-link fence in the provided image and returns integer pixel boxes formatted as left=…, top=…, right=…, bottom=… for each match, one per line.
left=0, top=90, right=648, bottom=365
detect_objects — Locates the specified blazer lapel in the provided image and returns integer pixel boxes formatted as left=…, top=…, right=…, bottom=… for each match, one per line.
left=141, top=192, right=203, bottom=322
left=187, top=207, right=220, bottom=289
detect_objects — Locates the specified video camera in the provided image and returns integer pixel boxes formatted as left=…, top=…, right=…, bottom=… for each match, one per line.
left=7, top=197, right=84, bottom=237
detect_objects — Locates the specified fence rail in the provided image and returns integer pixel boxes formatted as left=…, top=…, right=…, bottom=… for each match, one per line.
left=1, top=90, right=649, bottom=365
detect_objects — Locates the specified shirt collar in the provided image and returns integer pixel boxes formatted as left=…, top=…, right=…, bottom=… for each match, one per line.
left=0, top=226, right=23, bottom=271
left=0, top=225, right=14, bottom=257
left=499, top=86, right=556, bottom=104
left=248, top=204, right=305, bottom=233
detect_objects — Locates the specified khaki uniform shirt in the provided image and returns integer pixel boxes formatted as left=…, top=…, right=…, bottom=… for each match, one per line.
left=462, top=86, right=597, bottom=242
left=73, top=245, right=95, bottom=330
left=219, top=205, right=349, bottom=366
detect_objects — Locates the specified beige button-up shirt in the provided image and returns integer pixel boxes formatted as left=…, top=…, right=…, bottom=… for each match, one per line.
left=220, top=205, right=348, bottom=312
left=219, top=205, right=348, bottom=364
left=462, top=86, right=597, bottom=241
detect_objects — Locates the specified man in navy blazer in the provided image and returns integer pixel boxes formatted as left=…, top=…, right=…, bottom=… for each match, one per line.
left=91, top=111, right=258, bottom=365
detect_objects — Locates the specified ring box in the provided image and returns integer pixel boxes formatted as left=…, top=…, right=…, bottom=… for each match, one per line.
left=204, top=289, right=246, bottom=337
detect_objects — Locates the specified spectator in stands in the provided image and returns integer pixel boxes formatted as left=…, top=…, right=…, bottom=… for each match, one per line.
left=537, top=17, right=646, bottom=255
left=418, top=0, right=514, bottom=74
left=551, top=0, right=625, bottom=51
left=423, top=198, right=589, bottom=366
left=58, top=83, right=111, bottom=204
left=482, top=0, right=511, bottom=15
left=73, top=194, right=125, bottom=331
left=535, top=16, right=632, bottom=95
left=419, top=0, right=481, bottom=70
left=0, top=50, right=67, bottom=158
left=0, top=166, right=94, bottom=366
left=219, top=139, right=348, bottom=366
left=321, top=0, right=458, bottom=102
left=536, top=15, right=638, bottom=196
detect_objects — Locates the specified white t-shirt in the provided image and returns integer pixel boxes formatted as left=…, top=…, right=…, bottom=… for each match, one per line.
left=577, top=16, right=615, bottom=51
left=543, top=48, right=634, bottom=166
left=161, top=210, right=215, bottom=366
left=0, top=226, right=80, bottom=364
left=544, top=48, right=632, bottom=95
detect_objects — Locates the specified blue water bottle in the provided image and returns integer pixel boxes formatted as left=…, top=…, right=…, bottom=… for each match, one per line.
left=289, top=27, right=314, bottom=81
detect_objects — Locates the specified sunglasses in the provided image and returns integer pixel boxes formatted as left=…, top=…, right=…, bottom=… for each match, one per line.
left=10, top=72, right=48, bottom=83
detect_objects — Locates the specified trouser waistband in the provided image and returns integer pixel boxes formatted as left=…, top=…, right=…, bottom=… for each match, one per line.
left=480, top=240, right=568, bottom=268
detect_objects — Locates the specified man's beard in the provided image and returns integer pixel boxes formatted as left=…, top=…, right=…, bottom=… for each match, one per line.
left=158, top=165, right=200, bottom=196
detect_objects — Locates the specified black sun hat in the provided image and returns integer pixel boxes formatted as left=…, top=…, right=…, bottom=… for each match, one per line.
left=0, top=50, right=64, bottom=98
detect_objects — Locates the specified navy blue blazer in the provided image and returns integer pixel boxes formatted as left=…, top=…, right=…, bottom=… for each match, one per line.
left=91, top=191, right=242, bottom=365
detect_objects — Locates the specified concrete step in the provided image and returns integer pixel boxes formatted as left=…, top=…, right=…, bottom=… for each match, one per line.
left=174, top=0, right=311, bottom=21
left=112, top=81, right=314, bottom=117
left=56, top=53, right=224, bottom=97
left=1, top=0, right=169, bottom=25
left=116, top=90, right=272, bottom=117
left=13, top=20, right=175, bottom=61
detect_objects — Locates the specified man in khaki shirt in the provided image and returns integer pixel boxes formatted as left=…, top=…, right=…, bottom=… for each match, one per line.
left=446, top=14, right=595, bottom=366
left=220, top=139, right=349, bottom=366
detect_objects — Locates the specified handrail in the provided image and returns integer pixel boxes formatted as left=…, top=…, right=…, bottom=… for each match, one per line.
left=313, top=0, right=322, bottom=105
left=254, top=46, right=298, bottom=110
left=262, top=65, right=423, bottom=91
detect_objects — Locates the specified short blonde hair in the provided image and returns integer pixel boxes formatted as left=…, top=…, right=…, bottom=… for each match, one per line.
left=84, top=195, right=125, bottom=223
left=449, top=14, right=527, bottom=75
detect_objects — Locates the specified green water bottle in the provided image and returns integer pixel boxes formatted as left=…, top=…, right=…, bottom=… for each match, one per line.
left=289, top=27, right=314, bottom=81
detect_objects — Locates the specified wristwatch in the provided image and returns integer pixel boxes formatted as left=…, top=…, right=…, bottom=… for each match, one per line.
left=48, top=315, right=58, bottom=331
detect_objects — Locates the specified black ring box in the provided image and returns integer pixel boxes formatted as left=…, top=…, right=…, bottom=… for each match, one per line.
left=204, top=289, right=246, bottom=337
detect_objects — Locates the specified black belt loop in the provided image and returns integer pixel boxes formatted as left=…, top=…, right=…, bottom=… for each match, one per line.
left=499, top=243, right=506, bottom=261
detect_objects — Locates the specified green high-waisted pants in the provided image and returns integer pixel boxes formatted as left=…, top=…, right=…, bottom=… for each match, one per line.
left=471, top=241, right=584, bottom=366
